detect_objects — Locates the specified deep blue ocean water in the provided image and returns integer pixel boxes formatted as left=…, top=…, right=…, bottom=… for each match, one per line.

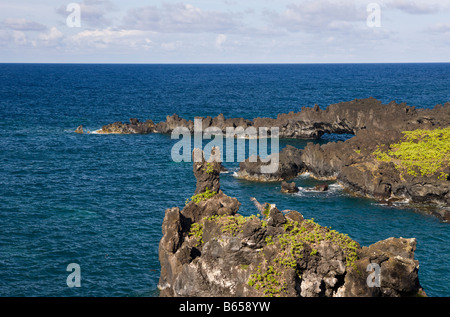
left=0, top=63, right=449, bottom=297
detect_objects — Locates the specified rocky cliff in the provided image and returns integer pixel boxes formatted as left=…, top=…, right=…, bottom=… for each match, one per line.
left=158, top=149, right=426, bottom=297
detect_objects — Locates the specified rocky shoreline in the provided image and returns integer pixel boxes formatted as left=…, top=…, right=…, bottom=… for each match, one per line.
left=78, top=97, right=449, bottom=138
left=77, top=97, right=449, bottom=219
left=158, top=148, right=427, bottom=297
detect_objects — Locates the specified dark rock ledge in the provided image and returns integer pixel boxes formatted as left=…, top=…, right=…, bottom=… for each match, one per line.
left=158, top=148, right=426, bottom=297
left=79, top=97, right=450, bottom=138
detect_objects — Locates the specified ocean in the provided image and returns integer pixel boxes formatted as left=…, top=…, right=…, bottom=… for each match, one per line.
left=0, top=63, right=449, bottom=297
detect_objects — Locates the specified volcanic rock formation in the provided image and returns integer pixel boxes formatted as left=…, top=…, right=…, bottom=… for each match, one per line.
left=158, top=148, right=427, bottom=297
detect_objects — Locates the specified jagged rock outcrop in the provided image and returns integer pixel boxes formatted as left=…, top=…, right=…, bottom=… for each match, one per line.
left=95, top=118, right=156, bottom=134
left=158, top=149, right=426, bottom=297
left=75, top=125, right=84, bottom=134
left=281, top=181, right=299, bottom=193
left=192, top=147, right=222, bottom=195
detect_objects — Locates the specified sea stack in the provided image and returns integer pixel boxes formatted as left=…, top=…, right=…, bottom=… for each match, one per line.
left=158, top=149, right=427, bottom=297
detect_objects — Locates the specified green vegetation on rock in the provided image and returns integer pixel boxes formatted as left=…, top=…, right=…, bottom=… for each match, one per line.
left=373, top=127, right=450, bottom=180
left=248, top=263, right=287, bottom=297
left=188, top=211, right=360, bottom=297
left=188, top=222, right=203, bottom=246
left=207, top=214, right=252, bottom=235
left=186, top=187, right=217, bottom=205
left=203, top=162, right=214, bottom=174
left=248, top=217, right=359, bottom=297
left=248, top=219, right=358, bottom=297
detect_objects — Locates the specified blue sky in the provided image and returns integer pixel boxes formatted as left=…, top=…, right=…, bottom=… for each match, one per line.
left=0, top=0, right=449, bottom=63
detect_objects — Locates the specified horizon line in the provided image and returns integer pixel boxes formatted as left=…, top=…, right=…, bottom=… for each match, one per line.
left=0, top=61, right=449, bottom=65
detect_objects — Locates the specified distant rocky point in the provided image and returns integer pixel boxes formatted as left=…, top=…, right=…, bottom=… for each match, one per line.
left=77, top=97, right=450, bottom=138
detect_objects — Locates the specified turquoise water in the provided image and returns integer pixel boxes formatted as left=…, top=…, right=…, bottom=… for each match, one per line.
left=0, top=64, right=449, bottom=297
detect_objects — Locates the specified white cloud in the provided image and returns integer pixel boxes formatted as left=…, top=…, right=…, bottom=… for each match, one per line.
left=425, top=22, right=450, bottom=45
left=0, top=29, right=10, bottom=43
left=68, top=27, right=150, bottom=49
left=266, top=0, right=367, bottom=34
left=214, top=34, right=227, bottom=49
left=38, top=27, right=63, bottom=41
left=0, top=0, right=448, bottom=62
left=386, top=0, right=445, bottom=15
left=427, top=22, right=450, bottom=33
left=161, top=41, right=182, bottom=51
left=122, top=3, right=243, bottom=33
left=2, top=18, right=47, bottom=31
left=12, top=30, right=26, bottom=45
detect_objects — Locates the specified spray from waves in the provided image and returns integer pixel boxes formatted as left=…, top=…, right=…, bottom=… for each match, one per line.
left=228, top=167, right=240, bottom=177
left=65, top=127, right=102, bottom=134
left=294, top=183, right=343, bottom=197
left=371, top=197, right=412, bottom=207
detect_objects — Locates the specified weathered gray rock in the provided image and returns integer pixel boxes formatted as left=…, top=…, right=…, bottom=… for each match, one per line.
left=158, top=153, right=426, bottom=297
left=336, top=237, right=426, bottom=297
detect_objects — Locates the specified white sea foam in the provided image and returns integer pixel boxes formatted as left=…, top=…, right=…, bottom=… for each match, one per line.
left=294, top=183, right=343, bottom=197
left=372, top=197, right=412, bottom=208
left=227, top=167, right=240, bottom=177
left=68, top=127, right=103, bottom=134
